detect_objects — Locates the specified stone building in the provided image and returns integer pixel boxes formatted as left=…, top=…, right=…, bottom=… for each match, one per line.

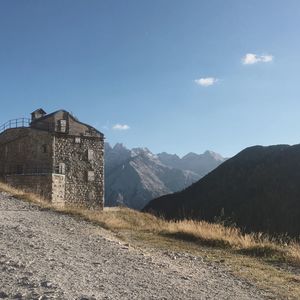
left=0, top=109, right=104, bottom=209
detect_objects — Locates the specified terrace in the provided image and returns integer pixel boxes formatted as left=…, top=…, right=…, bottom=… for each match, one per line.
left=0, top=118, right=30, bottom=134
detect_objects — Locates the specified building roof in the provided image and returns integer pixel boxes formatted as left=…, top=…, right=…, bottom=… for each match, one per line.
left=30, top=109, right=104, bottom=138
left=31, top=108, right=47, bottom=115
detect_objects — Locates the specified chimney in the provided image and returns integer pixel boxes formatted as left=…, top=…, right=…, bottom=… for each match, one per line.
left=31, top=108, right=47, bottom=122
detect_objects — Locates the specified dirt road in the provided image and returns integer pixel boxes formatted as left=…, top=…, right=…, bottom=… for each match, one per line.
left=0, top=192, right=269, bottom=299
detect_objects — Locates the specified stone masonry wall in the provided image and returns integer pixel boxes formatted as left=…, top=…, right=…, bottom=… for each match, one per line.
left=0, top=128, right=54, bottom=201
left=53, top=134, right=104, bottom=209
left=5, top=174, right=52, bottom=200
left=51, top=174, right=66, bottom=206
left=0, top=128, right=53, bottom=176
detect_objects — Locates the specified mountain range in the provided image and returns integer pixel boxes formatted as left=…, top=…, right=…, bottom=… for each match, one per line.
left=144, top=144, right=300, bottom=237
left=105, top=143, right=225, bottom=210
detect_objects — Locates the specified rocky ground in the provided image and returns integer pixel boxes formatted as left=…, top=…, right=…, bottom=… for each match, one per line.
left=0, top=192, right=273, bottom=300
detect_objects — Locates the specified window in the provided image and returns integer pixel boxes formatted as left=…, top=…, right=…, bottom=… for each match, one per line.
left=87, top=149, right=94, bottom=161
left=58, top=119, right=67, bottom=133
left=87, top=171, right=95, bottom=182
left=88, top=191, right=95, bottom=200
left=59, top=163, right=65, bottom=174
left=16, top=165, right=24, bottom=175
left=55, top=163, right=65, bottom=175
left=41, top=144, right=47, bottom=153
left=75, top=137, right=81, bottom=144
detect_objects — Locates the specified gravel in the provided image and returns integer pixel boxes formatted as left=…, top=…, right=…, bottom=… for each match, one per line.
left=0, top=192, right=270, bottom=299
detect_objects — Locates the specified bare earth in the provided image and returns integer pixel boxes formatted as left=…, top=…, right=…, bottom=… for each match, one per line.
left=0, top=192, right=271, bottom=300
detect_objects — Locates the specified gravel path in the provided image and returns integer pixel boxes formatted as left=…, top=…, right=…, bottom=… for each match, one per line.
left=0, top=192, right=270, bottom=300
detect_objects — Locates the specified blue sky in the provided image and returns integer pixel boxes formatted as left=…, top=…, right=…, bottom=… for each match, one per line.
left=0, top=0, right=299, bottom=157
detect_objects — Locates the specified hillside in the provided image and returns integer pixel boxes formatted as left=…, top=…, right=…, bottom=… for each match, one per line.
left=144, top=144, right=300, bottom=237
left=0, top=189, right=283, bottom=300
left=105, top=143, right=225, bottom=209
left=1, top=183, right=300, bottom=299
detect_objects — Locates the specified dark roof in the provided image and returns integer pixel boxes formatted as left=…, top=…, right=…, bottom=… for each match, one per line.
left=30, top=109, right=104, bottom=137
left=68, top=111, right=104, bottom=137
left=30, top=109, right=65, bottom=123
left=31, top=108, right=47, bottom=115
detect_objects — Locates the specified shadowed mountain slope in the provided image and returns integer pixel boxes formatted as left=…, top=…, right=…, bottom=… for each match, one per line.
left=144, top=144, right=300, bottom=237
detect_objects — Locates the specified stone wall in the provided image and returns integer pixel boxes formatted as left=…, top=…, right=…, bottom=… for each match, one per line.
left=53, top=134, right=104, bottom=209
left=5, top=174, right=52, bottom=200
left=0, top=128, right=53, bottom=176
left=4, top=173, right=66, bottom=206
left=51, top=174, right=66, bottom=206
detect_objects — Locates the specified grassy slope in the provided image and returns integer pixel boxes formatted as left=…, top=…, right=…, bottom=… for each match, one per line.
left=0, top=182, right=300, bottom=299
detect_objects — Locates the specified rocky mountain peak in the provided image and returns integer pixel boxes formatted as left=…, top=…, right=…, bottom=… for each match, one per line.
left=105, top=142, right=225, bottom=210
left=131, top=147, right=157, bottom=159
left=113, top=143, right=128, bottom=151
left=182, top=152, right=199, bottom=160
left=203, top=150, right=224, bottom=161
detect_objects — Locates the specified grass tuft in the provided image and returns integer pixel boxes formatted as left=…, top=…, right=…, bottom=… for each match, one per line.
left=0, top=181, right=299, bottom=267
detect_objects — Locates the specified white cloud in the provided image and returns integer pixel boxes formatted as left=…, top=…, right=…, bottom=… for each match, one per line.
left=194, top=77, right=218, bottom=87
left=112, top=124, right=130, bottom=131
left=242, top=53, right=274, bottom=65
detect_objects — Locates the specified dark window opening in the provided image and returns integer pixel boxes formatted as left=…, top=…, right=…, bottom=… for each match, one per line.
left=58, top=119, right=67, bottom=133
left=42, top=144, right=47, bottom=153
left=16, top=165, right=24, bottom=175
left=55, top=163, right=66, bottom=175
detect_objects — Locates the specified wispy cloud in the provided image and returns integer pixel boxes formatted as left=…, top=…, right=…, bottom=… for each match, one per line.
left=112, top=124, right=130, bottom=131
left=194, top=77, right=218, bottom=87
left=242, top=53, right=274, bottom=65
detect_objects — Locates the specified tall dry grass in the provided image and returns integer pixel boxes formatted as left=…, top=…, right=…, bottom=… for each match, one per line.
left=0, top=182, right=299, bottom=266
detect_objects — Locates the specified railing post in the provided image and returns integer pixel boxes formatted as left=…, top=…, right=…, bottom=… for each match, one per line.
left=0, top=117, right=31, bottom=133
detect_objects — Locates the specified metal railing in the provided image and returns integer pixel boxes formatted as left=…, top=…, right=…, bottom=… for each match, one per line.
left=2, top=164, right=65, bottom=176
left=0, top=118, right=30, bottom=134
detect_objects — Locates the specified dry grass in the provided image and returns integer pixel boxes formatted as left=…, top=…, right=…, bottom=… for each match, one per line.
left=0, top=182, right=53, bottom=208
left=163, top=220, right=300, bottom=263
left=62, top=205, right=300, bottom=266
left=96, top=210, right=300, bottom=265
left=2, top=182, right=300, bottom=299
left=0, top=181, right=300, bottom=266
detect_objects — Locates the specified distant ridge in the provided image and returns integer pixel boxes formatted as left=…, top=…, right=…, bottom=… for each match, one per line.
left=158, top=150, right=225, bottom=177
left=105, top=143, right=225, bottom=210
left=144, top=144, right=300, bottom=237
